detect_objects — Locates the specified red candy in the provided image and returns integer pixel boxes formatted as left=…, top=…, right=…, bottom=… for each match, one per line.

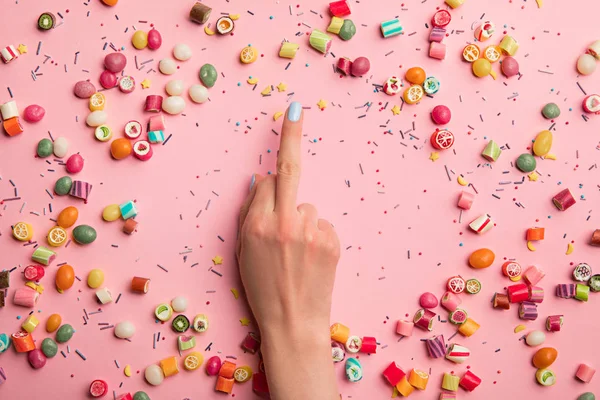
left=99, top=70, right=118, bottom=89
left=507, top=283, right=529, bottom=303
left=90, top=379, right=108, bottom=398
left=351, top=57, right=370, bottom=76
left=430, top=129, right=455, bottom=150
left=241, top=332, right=261, bottom=354
left=147, top=29, right=162, bottom=50
left=144, top=95, right=163, bottom=112
left=360, top=336, right=377, bottom=353
left=27, top=349, right=47, bottom=369
left=383, top=362, right=406, bottom=386
left=23, top=105, right=46, bottom=123
left=24, top=265, right=45, bottom=281
left=419, top=292, right=438, bottom=308
left=336, top=57, right=352, bottom=76
left=431, top=105, right=451, bottom=125
left=432, top=10, right=451, bottom=27
left=552, top=188, right=576, bottom=211
left=459, top=370, right=482, bottom=391
left=501, top=56, right=519, bottom=77
left=329, top=0, right=351, bottom=17
left=104, top=53, right=127, bottom=73
left=66, top=154, right=84, bottom=174
left=252, top=372, right=270, bottom=398
left=115, top=394, right=133, bottom=400
left=206, top=356, right=222, bottom=376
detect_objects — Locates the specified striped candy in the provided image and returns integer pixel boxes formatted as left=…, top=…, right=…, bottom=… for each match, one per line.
left=519, top=301, right=538, bottom=320
left=556, top=283, right=575, bottom=298
left=70, top=180, right=92, bottom=201
left=381, top=18, right=403, bottom=38
left=1, top=45, right=18, bottom=63
left=425, top=335, right=445, bottom=358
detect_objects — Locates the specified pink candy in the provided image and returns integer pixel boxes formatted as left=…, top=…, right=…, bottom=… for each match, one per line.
left=429, top=42, right=446, bottom=60
left=501, top=56, right=519, bottom=77
left=575, top=363, right=596, bottom=383
left=431, top=105, right=451, bottom=125
left=104, top=52, right=127, bottom=73
left=28, top=349, right=47, bottom=369
left=396, top=320, right=414, bottom=337
left=336, top=58, right=352, bottom=75
left=74, top=80, right=96, bottom=99
left=66, top=154, right=84, bottom=174
left=205, top=356, right=221, bottom=376
left=523, top=265, right=545, bottom=286
left=351, top=57, right=370, bottom=77
left=23, top=105, right=45, bottom=123
left=99, top=70, right=118, bottom=89
left=147, top=29, right=162, bottom=50
left=457, top=191, right=475, bottom=210
left=419, top=292, right=438, bottom=308
left=441, top=291, right=462, bottom=311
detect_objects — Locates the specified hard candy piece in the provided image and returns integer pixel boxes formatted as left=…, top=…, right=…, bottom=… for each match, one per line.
left=132, top=30, right=148, bottom=49
left=66, top=154, right=84, bottom=174
left=87, top=269, right=105, bottom=289
left=419, top=292, right=438, bottom=308
left=189, top=84, right=209, bottom=103
left=159, top=59, right=177, bottom=75
left=577, top=54, right=596, bottom=75
left=173, top=44, right=192, bottom=61
left=103, top=204, right=122, bottom=221
left=133, top=392, right=151, bottom=400
left=54, top=176, right=73, bottom=196
left=171, top=296, right=188, bottom=312
left=53, top=137, right=69, bottom=157
left=99, top=70, right=118, bottom=89
left=533, top=130, right=553, bottom=157
left=166, top=80, right=185, bottom=96
left=501, top=56, right=519, bottom=77
left=104, top=53, right=127, bottom=73
left=541, top=103, right=560, bottom=119
left=199, top=64, right=217, bottom=88
left=339, top=19, right=356, bottom=40
left=578, top=393, right=595, bottom=400
left=56, top=265, right=75, bottom=291
left=41, top=338, right=58, bottom=358
left=28, top=349, right=47, bottom=369
left=46, top=314, right=62, bottom=332
left=431, top=105, right=451, bottom=125
left=114, top=321, right=136, bottom=339
left=73, top=225, right=97, bottom=245
left=37, top=139, right=53, bottom=158
left=23, top=105, right=45, bottom=122
left=350, top=57, right=370, bottom=77
left=525, top=330, right=546, bottom=347
left=74, top=81, right=96, bottom=99
left=56, top=324, right=74, bottom=343
left=145, top=364, right=164, bottom=386
left=532, top=347, right=558, bottom=369
left=147, top=29, right=162, bottom=50
left=111, top=138, right=132, bottom=160
left=57, top=206, right=79, bottom=228
left=162, top=96, right=185, bottom=115
left=206, top=356, right=221, bottom=376
left=86, top=111, right=108, bottom=127
left=516, top=153, right=537, bottom=172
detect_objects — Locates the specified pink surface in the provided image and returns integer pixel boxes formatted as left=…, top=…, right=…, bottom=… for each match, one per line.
left=1, top=0, right=599, bottom=399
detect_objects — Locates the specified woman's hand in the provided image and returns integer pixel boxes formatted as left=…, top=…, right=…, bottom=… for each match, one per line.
left=236, top=102, right=341, bottom=400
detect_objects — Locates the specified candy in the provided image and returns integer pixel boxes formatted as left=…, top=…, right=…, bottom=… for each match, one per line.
left=56, top=264, right=75, bottom=292
left=458, top=318, right=479, bottom=337
left=99, top=70, right=118, bottom=89
left=524, top=330, right=546, bottom=347
left=189, top=2, right=212, bottom=24
left=28, top=348, right=47, bottom=369
left=167, top=296, right=187, bottom=313
left=0, top=333, right=10, bottom=353
left=336, top=57, right=352, bottom=75
left=309, top=30, right=332, bottom=53
left=575, top=284, right=590, bottom=301
left=573, top=263, right=592, bottom=282
left=3, top=117, right=23, bottom=136
left=96, top=288, right=113, bottom=304
left=414, top=308, right=436, bottom=331
left=446, top=343, right=470, bottom=363
left=459, top=370, right=481, bottom=391
left=12, top=221, right=33, bottom=241
left=339, top=20, right=356, bottom=40
left=426, top=335, right=446, bottom=358
left=184, top=352, right=204, bottom=371
left=465, top=278, right=481, bottom=294
left=279, top=42, right=299, bottom=59
left=351, top=57, right=370, bottom=76
left=0, top=45, right=19, bottom=63
left=159, top=58, right=176, bottom=75
left=166, top=80, right=185, bottom=96
left=395, top=320, right=414, bottom=337
left=32, top=246, right=56, bottom=265
left=519, top=301, right=538, bottom=320
left=429, top=42, right=447, bottom=62
left=145, top=364, right=164, bottom=386
left=545, top=315, right=563, bottom=332
left=526, top=227, right=545, bottom=242
left=430, top=129, right=455, bottom=150
left=531, top=130, right=553, bottom=157
left=474, top=21, right=495, bottom=41
left=521, top=265, right=544, bottom=286
left=73, top=225, right=97, bottom=245
left=24, top=265, right=45, bottom=281
left=216, top=16, right=234, bottom=34
left=482, top=140, right=502, bottom=161
left=345, top=336, right=362, bottom=353
left=241, top=332, right=261, bottom=354
left=395, top=376, right=414, bottom=396
left=403, top=84, right=424, bottom=104
left=199, top=63, right=218, bottom=88
left=506, top=283, right=528, bottom=303
left=53, top=137, right=69, bottom=157
left=360, top=336, right=377, bottom=353
left=38, top=12, right=56, bottom=30
left=206, top=356, right=222, bottom=376
left=583, top=94, right=600, bottom=113
left=22, top=315, right=39, bottom=333
left=0, top=271, right=8, bottom=289
left=331, top=342, right=345, bottom=363
left=536, top=369, right=556, bottom=386
left=381, top=18, right=402, bottom=38
left=216, top=376, right=235, bottom=394
left=13, top=287, right=39, bottom=307
left=408, top=369, right=429, bottom=390
left=423, top=76, right=440, bottom=95
left=383, top=362, right=406, bottom=386
left=219, top=360, right=236, bottom=379
left=46, top=314, right=62, bottom=332
left=86, top=110, right=108, bottom=127
left=110, top=138, right=132, bottom=160
left=129, top=277, right=150, bottom=294
left=441, top=291, right=462, bottom=311
left=119, top=76, right=135, bottom=93
left=590, top=275, right=600, bottom=292
left=87, top=269, right=104, bottom=289
left=104, top=53, right=127, bottom=73
left=591, top=230, right=600, bottom=246
left=123, top=219, right=138, bottom=234
left=115, top=321, right=136, bottom=339
left=577, top=54, right=597, bottom=75
left=345, top=358, right=363, bottom=382
left=533, top=347, right=558, bottom=369
left=419, top=292, right=438, bottom=308
left=56, top=324, right=74, bottom=343
left=327, top=16, right=344, bottom=34
left=556, top=283, right=576, bottom=298
left=70, top=180, right=93, bottom=201
left=90, top=380, right=108, bottom=398
left=432, top=10, right=451, bottom=28
left=469, top=213, right=494, bottom=234
left=187, top=84, right=209, bottom=104
left=501, top=56, right=519, bottom=77
left=74, top=80, right=97, bottom=99
left=552, top=188, right=576, bottom=211
left=41, top=338, right=58, bottom=358
left=0, top=100, right=18, bottom=119
left=449, top=309, right=468, bottom=324
left=576, top=364, right=596, bottom=383
left=66, top=154, right=84, bottom=174
left=155, top=303, right=172, bottom=321
left=498, top=35, right=519, bottom=55
left=173, top=44, right=192, bottom=61
left=330, top=323, right=350, bottom=343
left=577, top=393, right=595, bottom=400
left=383, top=76, right=401, bottom=95
left=442, top=373, right=460, bottom=391
left=472, top=58, right=492, bottom=77
left=446, top=276, right=466, bottom=294
left=330, top=0, right=351, bottom=16
left=124, top=120, right=143, bottom=139
left=12, top=330, right=35, bottom=352
left=131, top=30, right=148, bottom=49
left=457, top=191, right=474, bottom=210
left=162, top=96, right=186, bottom=115
left=429, top=27, right=446, bottom=42
left=148, top=130, right=165, bottom=143
left=94, top=125, right=112, bottom=141
left=147, top=29, right=162, bottom=50
left=23, top=104, right=45, bottom=122
left=431, top=105, right=451, bottom=125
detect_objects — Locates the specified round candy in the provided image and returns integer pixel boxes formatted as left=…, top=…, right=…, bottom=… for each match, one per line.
left=48, top=226, right=67, bottom=247
left=532, top=347, right=558, bottom=369
left=90, top=380, right=109, bottom=398
left=101, top=0, right=118, bottom=5
left=37, top=138, right=53, bottom=158
left=95, top=125, right=113, bottom=142
left=525, top=330, right=546, bottom=347
left=423, top=76, right=440, bottom=95
left=532, top=130, right=553, bottom=157
left=86, top=110, right=108, bottom=127
left=541, top=103, right=560, bottom=119
left=155, top=304, right=173, bottom=321
left=73, top=225, right=97, bottom=244
left=132, top=30, right=148, bottom=49
left=516, top=153, right=536, bottom=172
left=430, top=129, right=454, bottom=150
left=189, top=84, right=209, bottom=103
left=162, top=96, right=185, bottom=115
left=87, top=269, right=105, bottom=289
left=206, top=356, right=222, bottom=376
left=54, top=176, right=72, bottom=196
left=56, top=265, right=75, bottom=291
left=468, top=248, right=495, bottom=269
left=171, top=296, right=188, bottom=312
left=577, top=54, right=597, bottom=75
left=536, top=369, right=556, bottom=386
left=104, top=53, right=127, bottom=73
left=240, top=46, right=258, bottom=64
left=173, top=44, right=192, bottom=61
left=199, top=64, right=217, bottom=88
left=28, top=348, right=47, bottom=369
left=66, top=154, right=84, bottom=174
left=41, top=338, right=58, bottom=358
left=501, top=56, right=519, bottom=77
left=145, top=364, right=164, bottom=386
left=133, top=392, right=151, bottom=400
left=339, top=19, right=356, bottom=41
left=74, top=80, right=96, bottom=99
left=350, top=57, right=370, bottom=77
left=103, top=204, right=121, bottom=221
left=23, top=104, right=46, bottom=122
left=472, top=58, right=491, bottom=77
left=53, top=137, right=69, bottom=157
left=431, top=105, right=451, bottom=125
left=432, top=9, right=451, bottom=27
left=147, top=29, right=162, bottom=50
left=110, top=138, right=132, bottom=159
left=165, top=80, right=185, bottom=96
left=578, top=393, right=596, bottom=400
left=403, top=85, right=424, bottom=104
left=46, top=314, right=62, bottom=332
left=99, top=70, right=118, bottom=89
left=114, top=321, right=136, bottom=339
left=159, top=58, right=177, bottom=75
left=119, top=76, right=136, bottom=93
left=133, top=140, right=153, bottom=161
left=419, top=292, right=438, bottom=308
left=216, top=16, right=234, bottom=34
left=405, top=67, right=426, bottom=85
left=56, top=324, right=74, bottom=343
left=57, top=206, right=79, bottom=228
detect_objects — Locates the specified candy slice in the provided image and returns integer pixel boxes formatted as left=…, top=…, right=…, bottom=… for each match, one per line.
left=38, top=12, right=56, bottom=30
left=446, top=276, right=465, bottom=294
left=430, top=129, right=454, bottom=150
left=449, top=309, right=467, bottom=324
left=573, top=263, right=592, bottom=282
left=216, top=17, right=234, bottom=34
left=583, top=94, right=600, bottom=114
left=94, top=125, right=113, bottom=142
left=133, top=141, right=153, bottom=161
left=432, top=10, right=451, bottom=27
left=90, top=380, right=108, bottom=398
left=309, top=30, right=332, bottom=53
left=124, top=121, right=142, bottom=139
left=172, top=315, right=190, bottom=332
left=381, top=18, right=402, bottom=38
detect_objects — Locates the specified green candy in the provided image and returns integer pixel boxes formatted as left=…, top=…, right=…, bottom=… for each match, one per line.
left=481, top=140, right=502, bottom=162
left=73, top=225, right=97, bottom=245
left=37, top=139, right=54, bottom=158
left=56, top=324, right=74, bottom=343
left=199, top=64, right=217, bottom=88
left=516, top=153, right=536, bottom=173
left=41, top=338, right=58, bottom=358
left=133, top=392, right=151, bottom=400
left=577, top=393, right=595, bottom=400
left=542, top=103, right=560, bottom=119
left=54, top=176, right=73, bottom=196
left=339, top=19, right=356, bottom=41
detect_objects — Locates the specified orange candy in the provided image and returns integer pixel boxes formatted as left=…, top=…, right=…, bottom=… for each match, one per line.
left=110, top=138, right=132, bottom=160
left=56, top=265, right=75, bottom=293
left=532, top=347, right=558, bottom=369
left=57, top=206, right=79, bottom=228
left=468, top=248, right=495, bottom=269
left=219, top=361, right=237, bottom=379
left=405, top=67, right=426, bottom=85
left=101, top=0, right=118, bottom=6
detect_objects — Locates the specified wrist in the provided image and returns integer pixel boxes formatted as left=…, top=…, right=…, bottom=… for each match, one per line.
left=261, top=320, right=331, bottom=357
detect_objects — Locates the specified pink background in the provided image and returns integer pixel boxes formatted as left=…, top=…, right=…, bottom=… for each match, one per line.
left=1, top=0, right=599, bottom=398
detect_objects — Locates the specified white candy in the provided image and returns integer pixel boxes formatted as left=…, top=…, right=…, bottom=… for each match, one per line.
left=159, top=58, right=177, bottom=75
left=114, top=321, right=136, bottom=339
left=86, top=110, right=107, bottom=127
left=525, top=330, right=546, bottom=347
left=165, top=80, right=185, bottom=96
left=162, top=96, right=185, bottom=115
left=189, top=84, right=209, bottom=104
left=171, top=296, right=188, bottom=312
left=0, top=100, right=19, bottom=120
left=588, top=40, right=600, bottom=59
left=577, top=54, right=597, bottom=75
left=173, top=44, right=192, bottom=61
left=96, top=287, right=113, bottom=304
left=53, top=137, right=69, bottom=158
left=145, top=364, right=165, bottom=386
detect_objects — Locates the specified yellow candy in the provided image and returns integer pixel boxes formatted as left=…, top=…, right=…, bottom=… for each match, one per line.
left=124, top=365, right=132, bottom=377
left=22, top=315, right=40, bottom=333
left=533, top=130, right=553, bottom=156
left=499, top=35, right=519, bottom=56
left=472, top=58, right=492, bottom=77
left=204, top=25, right=215, bottom=35
left=261, top=86, right=272, bottom=96
left=445, top=0, right=464, bottom=8
left=247, top=77, right=259, bottom=85
left=229, top=14, right=240, bottom=20
left=25, top=281, right=44, bottom=294
left=87, top=269, right=105, bottom=289
left=102, top=204, right=121, bottom=222
left=279, top=42, right=299, bottom=59
left=402, top=85, right=424, bottom=104
left=273, top=111, right=283, bottom=121
left=327, top=17, right=344, bottom=34
left=12, top=222, right=33, bottom=241
left=514, top=324, right=527, bottom=333
left=131, top=30, right=148, bottom=50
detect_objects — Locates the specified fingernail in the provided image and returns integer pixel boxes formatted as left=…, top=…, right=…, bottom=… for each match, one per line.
left=249, top=174, right=256, bottom=192
left=287, top=101, right=302, bottom=122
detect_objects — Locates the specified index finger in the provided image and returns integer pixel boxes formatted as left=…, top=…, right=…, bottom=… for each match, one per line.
left=275, top=101, right=303, bottom=213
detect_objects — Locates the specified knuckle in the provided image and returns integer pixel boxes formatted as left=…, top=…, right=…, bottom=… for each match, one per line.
left=277, top=159, right=300, bottom=178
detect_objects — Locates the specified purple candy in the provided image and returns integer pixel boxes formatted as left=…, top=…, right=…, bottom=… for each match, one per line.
left=419, top=292, right=439, bottom=308
left=28, top=349, right=47, bottom=369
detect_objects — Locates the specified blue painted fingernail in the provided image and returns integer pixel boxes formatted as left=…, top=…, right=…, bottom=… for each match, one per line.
left=287, top=101, right=302, bottom=122
left=249, top=174, right=256, bottom=192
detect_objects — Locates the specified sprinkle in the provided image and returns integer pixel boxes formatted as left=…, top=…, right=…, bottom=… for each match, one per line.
left=157, top=264, right=168, bottom=272
left=75, top=350, right=87, bottom=360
